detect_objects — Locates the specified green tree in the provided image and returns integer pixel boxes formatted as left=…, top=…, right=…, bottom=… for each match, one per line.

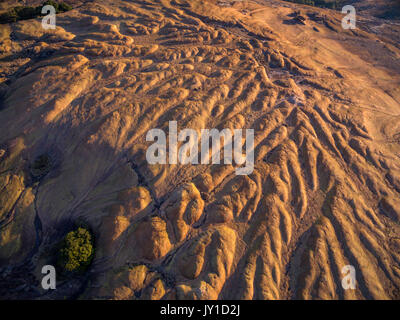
left=59, top=227, right=94, bottom=272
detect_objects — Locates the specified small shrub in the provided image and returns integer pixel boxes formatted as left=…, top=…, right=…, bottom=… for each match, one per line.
left=14, top=6, right=37, bottom=20
left=0, top=9, right=19, bottom=24
left=42, top=0, right=60, bottom=12
left=283, top=0, right=342, bottom=9
left=57, top=2, right=73, bottom=13
left=41, top=1, right=72, bottom=13
left=58, top=227, right=94, bottom=272
left=30, top=154, right=52, bottom=180
left=0, top=1, right=73, bottom=24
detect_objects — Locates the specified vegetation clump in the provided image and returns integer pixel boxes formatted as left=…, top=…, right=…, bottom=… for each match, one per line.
left=284, top=0, right=342, bottom=9
left=58, top=227, right=94, bottom=273
left=0, top=1, right=72, bottom=24
left=42, top=0, right=73, bottom=14
left=30, top=154, right=52, bottom=180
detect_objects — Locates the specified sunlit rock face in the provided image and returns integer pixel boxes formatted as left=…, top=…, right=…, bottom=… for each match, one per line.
left=0, top=0, right=400, bottom=300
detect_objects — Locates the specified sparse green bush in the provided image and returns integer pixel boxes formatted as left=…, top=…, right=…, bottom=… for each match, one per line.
left=0, top=8, right=19, bottom=23
left=57, top=2, right=73, bottom=13
left=14, top=6, right=38, bottom=20
left=0, top=1, right=72, bottom=24
left=42, top=1, right=72, bottom=13
left=30, top=154, right=52, bottom=180
left=284, top=0, right=341, bottom=9
left=58, top=227, right=94, bottom=272
left=42, top=0, right=59, bottom=9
